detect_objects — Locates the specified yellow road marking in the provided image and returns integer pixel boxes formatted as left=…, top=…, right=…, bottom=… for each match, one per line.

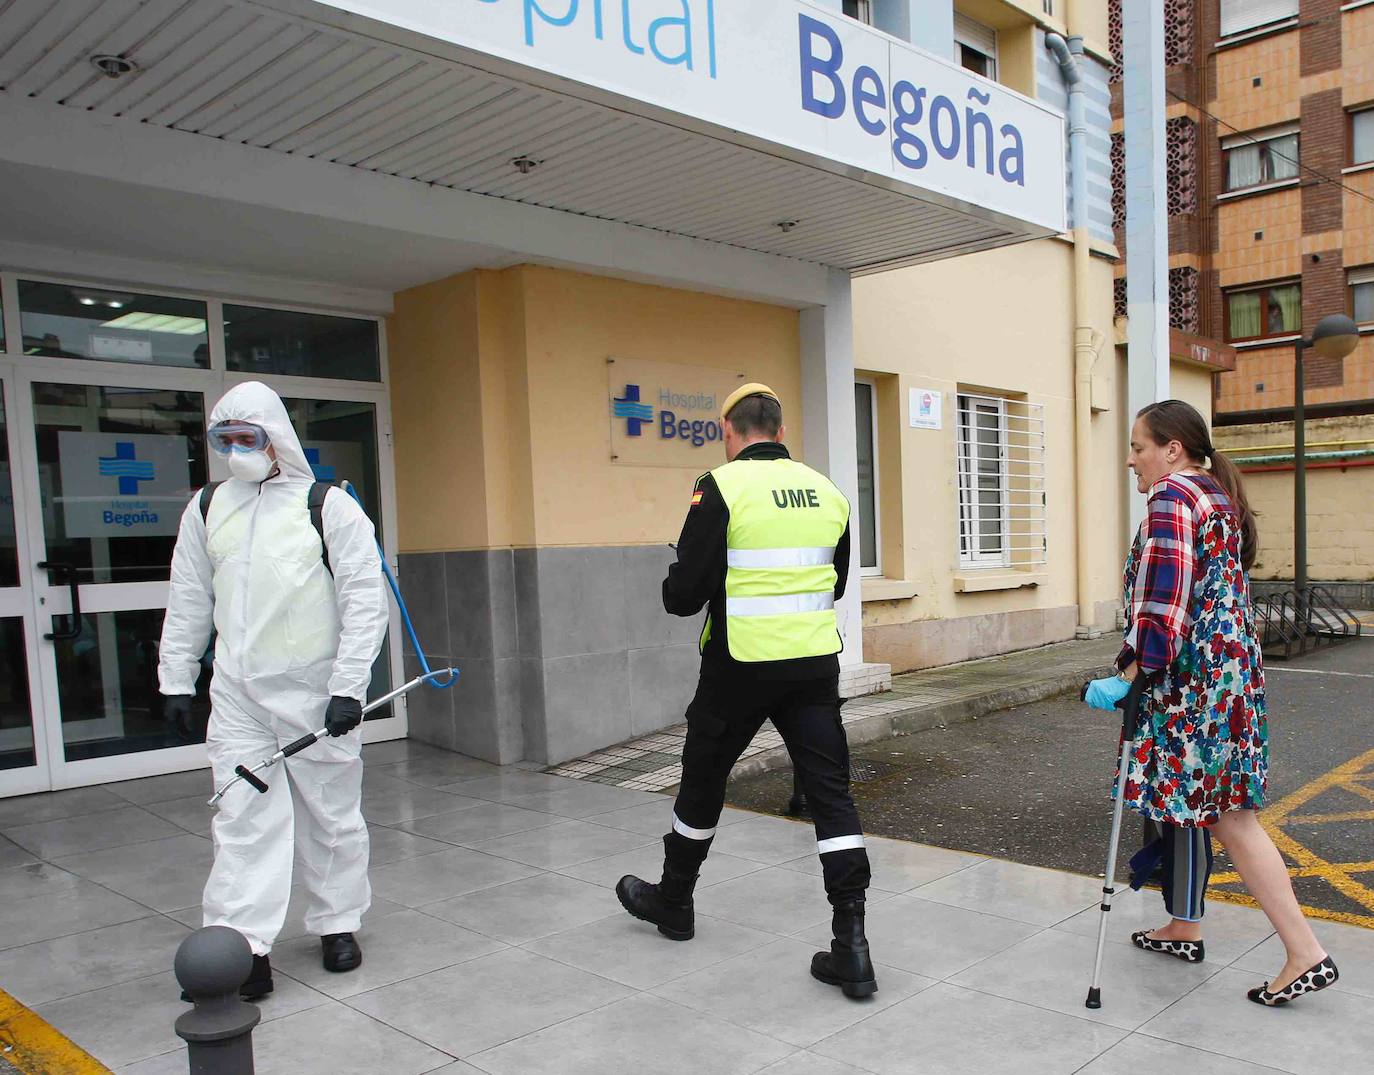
left=1204, top=888, right=1374, bottom=930
left=1206, top=746, right=1374, bottom=928
left=0, top=988, right=111, bottom=1074
left=1287, top=810, right=1374, bottom=825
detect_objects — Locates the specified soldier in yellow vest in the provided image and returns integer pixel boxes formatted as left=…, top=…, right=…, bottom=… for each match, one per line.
left=615, top=384, right=877, bottom=999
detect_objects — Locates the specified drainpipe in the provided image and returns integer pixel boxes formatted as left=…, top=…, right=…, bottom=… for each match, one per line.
left=1045, top=31, right=1105, bottom=637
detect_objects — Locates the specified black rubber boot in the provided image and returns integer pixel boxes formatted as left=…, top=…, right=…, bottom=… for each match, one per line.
left=322, top=932, right=362, bottom=973
left=810, top=899, right=878, bottom=999
left=615, top=867, right=698, bottom=941
left=181, top=953, right=273, bottom=1002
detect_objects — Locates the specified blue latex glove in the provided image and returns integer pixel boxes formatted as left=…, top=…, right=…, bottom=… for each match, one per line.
left=1084, top=675, right=1131, bottom=712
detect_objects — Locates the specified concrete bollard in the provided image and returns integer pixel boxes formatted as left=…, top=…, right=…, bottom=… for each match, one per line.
left=173, top=926, right=261, bottom=1075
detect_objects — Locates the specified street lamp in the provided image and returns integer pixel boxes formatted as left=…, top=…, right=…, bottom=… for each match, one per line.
left=1294, top=314, right=1360, bottom=610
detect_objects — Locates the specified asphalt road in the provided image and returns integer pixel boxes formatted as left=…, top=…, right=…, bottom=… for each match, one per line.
left=726, top=633, right=1374, bottom=922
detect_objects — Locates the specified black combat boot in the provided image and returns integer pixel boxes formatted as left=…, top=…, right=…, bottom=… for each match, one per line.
left=180, top=953, right=273, bottom=1002
left=810, top=899, right=878, bottom=999
left=615, top=866, right=698, bottom=941
left=321, top=932, right=362, bottom=973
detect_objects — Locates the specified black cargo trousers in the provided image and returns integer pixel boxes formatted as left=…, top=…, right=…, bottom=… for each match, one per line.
left=665, top=672, right=870, bottom=905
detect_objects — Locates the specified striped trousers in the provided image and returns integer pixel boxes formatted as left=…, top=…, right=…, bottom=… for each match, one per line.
left=1135, top=819, right=1214, bottom=922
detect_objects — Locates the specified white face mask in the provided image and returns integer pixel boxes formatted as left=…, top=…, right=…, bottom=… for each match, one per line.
left=227, top=449, right=275, bottom=483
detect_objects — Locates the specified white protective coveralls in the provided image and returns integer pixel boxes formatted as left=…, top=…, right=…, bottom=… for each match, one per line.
left=158, top=381, right=389, bottom=955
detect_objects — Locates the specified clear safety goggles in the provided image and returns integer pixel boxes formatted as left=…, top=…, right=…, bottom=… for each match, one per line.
left=208, top=421, right=270, bottom=455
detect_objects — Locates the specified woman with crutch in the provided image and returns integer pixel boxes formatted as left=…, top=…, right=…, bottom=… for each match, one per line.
left=1082, top=399, right=1337, bottom=1007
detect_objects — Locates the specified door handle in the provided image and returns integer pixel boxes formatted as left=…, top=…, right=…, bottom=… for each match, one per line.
left=37, top=560, right=82, bottom=641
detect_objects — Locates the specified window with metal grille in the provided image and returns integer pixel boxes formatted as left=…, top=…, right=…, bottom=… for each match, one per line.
left=956, top=394, right=1046, bottom=569
left=954, top=12, right=998, bottom=80
left=1219, top=0, right=1297, bottom=39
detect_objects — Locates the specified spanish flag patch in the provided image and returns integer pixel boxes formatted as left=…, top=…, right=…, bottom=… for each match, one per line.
left=690, top=489, right=703, bottom=507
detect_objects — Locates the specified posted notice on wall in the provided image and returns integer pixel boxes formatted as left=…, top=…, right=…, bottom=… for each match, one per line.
left=56, top=431, right=191, bottom=538
left=909, top=388, right=943, bottom=430
left=608, top=356, right=747, bottom=467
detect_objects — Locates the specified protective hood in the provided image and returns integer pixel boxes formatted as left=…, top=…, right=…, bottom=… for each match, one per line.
left=208, top=381, right=313, bottom=482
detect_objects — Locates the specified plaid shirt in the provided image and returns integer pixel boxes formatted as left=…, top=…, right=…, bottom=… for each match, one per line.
left=1119, top=473, right=1235, bottom=674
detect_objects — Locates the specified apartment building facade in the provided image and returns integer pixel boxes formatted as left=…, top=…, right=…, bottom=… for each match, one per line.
left=1109, top=0, right=1374, bottom=583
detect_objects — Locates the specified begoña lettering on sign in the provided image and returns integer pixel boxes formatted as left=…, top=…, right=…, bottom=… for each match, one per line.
left=320, top=0, right=1065, bottom=232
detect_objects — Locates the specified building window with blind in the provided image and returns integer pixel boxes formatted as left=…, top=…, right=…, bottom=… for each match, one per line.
left=1224, top=281, right=1301, bottom=343
left=1351, top=268, right=1374, bottom=326
left=1220, top=0, right=1298, bottom=39
left=1352, top=108, right=1374, bottom=167
left=842, top=0, right=873, bottom=24
left=854, top=380, right=881, bottom=576
left=956, top=394, right=1046, bottom=570
left=1223, top=126, right=1299, bottom=193
left=954, top=12, right=998, bottom=80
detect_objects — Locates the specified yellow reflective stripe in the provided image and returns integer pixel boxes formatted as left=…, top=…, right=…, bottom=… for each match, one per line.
left=726, top=546, right=835, bottom=568
left=726, top=593, right=835, bottom=617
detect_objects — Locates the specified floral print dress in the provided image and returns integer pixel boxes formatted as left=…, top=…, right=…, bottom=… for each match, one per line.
left=1115, top=471, right=1268, bottom=827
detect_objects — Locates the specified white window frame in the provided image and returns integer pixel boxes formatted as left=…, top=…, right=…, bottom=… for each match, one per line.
left=957, top=394, right=1011, bottom=568
left=1352, top=108, right=1374, bottom=167
left=1221, top=123, right=1300, bottom=194
left=842, top=0, right=874, bottom=25
left=956, top=393, right=1047, bottom=571
left=1220, top=0, right=1299, bottom=39
left=854, top=378, right=882, bottom=578
left=954, top=12, right=999, bottom=82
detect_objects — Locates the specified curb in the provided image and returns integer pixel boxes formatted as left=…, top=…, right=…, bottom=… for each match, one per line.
left=727, top=661, right=1118, bottom=783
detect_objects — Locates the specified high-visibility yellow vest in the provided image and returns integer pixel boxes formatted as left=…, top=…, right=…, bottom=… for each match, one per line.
left=707, top=456, right=849, bottom=663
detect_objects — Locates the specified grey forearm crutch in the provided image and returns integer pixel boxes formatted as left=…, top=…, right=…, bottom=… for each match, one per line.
left=1083, top=674, right=1146, bottom=1010
left=207, top=668, right=460, bottom=806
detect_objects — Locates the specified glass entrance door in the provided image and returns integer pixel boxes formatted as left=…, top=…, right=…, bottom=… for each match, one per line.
left=20, top=372, right=214, bottom=788
left=0, top=271, right=405, bottom=797
left=0, top=371, right=47, bottom=794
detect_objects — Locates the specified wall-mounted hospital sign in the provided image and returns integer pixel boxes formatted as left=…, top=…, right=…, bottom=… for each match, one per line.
left=909, top=388, right=943, bottom=430
left=608, top=357, right=746, bottom=467
left=313, top=0, right=1067, bottom=235
left=56, top=431, right=190, bottom=538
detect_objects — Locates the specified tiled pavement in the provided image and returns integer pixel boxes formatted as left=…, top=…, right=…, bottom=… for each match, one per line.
left=547, top=638, right=1121, bottom=791
left=2, top=738, right=1371, bottom=1074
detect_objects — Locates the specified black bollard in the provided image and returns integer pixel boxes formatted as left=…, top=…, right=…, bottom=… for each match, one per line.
left=173, top=926, right=261, bottom=1075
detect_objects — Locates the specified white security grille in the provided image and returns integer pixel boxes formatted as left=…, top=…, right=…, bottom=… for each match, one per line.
left=956, top=394, right=1047, bottom=569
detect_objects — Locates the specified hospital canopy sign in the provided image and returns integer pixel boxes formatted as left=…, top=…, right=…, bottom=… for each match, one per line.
left=314, top=0, right=1066, bottom=234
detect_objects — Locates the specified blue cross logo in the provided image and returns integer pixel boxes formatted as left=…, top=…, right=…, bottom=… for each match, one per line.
left=98, top=442, right=155, bottom=495
left=304, top=447, right=336, bottom=481
left=612, top=384, right=654, bottom=437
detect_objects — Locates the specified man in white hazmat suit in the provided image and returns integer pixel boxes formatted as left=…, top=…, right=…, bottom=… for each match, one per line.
left=159, top=380, right=389, bottom=999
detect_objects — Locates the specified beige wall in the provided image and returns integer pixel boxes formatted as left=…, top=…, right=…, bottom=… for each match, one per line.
left=853, top=239, right=1121, bottom=670
left=388, top=265, right=801, bottom=554
left=1214, top=416, right=1374, bottom=582
left=853, top=238, right=1216, bottom=672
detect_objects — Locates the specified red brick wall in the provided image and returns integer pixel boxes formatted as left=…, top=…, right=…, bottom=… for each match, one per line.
left=1301, top=89, right=1345, bottom=235
left=1299, top=0, right=1342, bottom=76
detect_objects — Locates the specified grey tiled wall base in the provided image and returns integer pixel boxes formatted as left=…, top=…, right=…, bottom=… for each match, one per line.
left=398, top=546, right=700, bottom=766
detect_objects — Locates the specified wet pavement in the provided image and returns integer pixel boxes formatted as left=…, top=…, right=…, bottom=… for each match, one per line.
left=728, top=635, right=1374, bottom=925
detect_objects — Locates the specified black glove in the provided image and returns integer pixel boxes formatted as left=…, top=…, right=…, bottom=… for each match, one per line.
left=163, top=694, right=193, bottom=724
left=324, top=695, right=364, bottom=737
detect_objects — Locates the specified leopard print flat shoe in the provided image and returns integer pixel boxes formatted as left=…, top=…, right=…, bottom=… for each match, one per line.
left=1131, top=930, right=1205, bottom=963
left=1247, top=956, right=1339, bottom=1006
